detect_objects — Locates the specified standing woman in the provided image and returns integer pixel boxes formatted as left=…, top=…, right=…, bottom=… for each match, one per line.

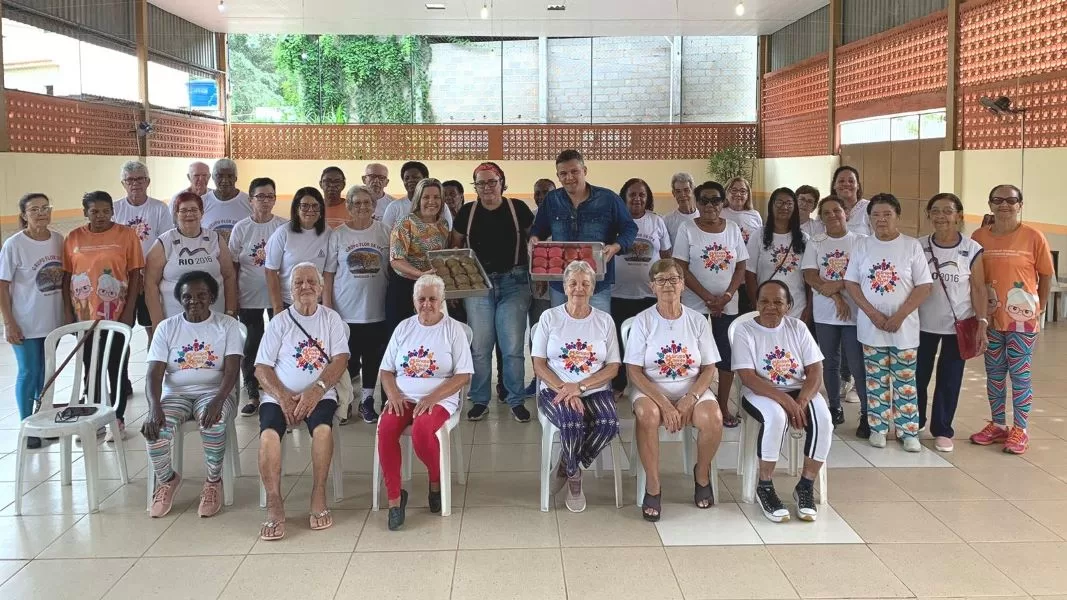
left=0, top=194, right=65, bottom=449
left=324, top=184, right=391, bottom=425
left=746, top=187, right=810, bottom=321
left=802, top=196, right=866, bottom=429
left=969, top=184, right=1053, bottom=455
left=228, top=177, right=287, bottom=416
left=144, top=192, right=238, bottom=327
left=722, top=176, right=763, bottom=246
left=917, top=193, right=988, bottom=453
left=673, top=181, right=748, bottom=428
left=610, top=178, right=671, bottom=393
left=450, top=163, right=535, bottom=422
left=796, top=185, right=825, bottom=238
left=388, top=178, right=450, bottom=329
left=831, top=166, right=870, bottom=236
left=265, top=187, right=332, bottom=314
left=844, top=194, right=932, bottom=449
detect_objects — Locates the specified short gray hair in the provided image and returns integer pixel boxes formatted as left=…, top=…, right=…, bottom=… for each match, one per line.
left=290, top=262, right=324, bottom=289
left=563, top=259, right=596, bottom=285
left=346, top=184, right=373, bottom=210
left=120, top=160, right=148, bottom=180
left=670, top=172, right=694, bottom=190
left=413, top=273, right=445, bottom=299
left=212, top=158, right=237, bottom=175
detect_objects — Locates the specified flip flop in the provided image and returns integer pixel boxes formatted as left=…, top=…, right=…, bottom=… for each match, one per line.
left=260, top=519, right=286, bottom=541
left=309, top=509, right=333, bottom=531
left=641, top=491, right=662, bottom=522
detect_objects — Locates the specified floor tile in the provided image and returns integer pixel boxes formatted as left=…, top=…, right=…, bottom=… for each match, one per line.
left=0, top=560, right=26, bottom=585
left=655, top=502, right=763, bottom=546
left=769, top=544, right=912, bottom=598
left=1021, top=438, right=1067, bottom=470
left=94, top=476, right=207, bottom=514
left=39, top=512, right=178, bottom=558
left=667, top=545, right=798, bottom=599
left=844, top=441, right=954, bottom=468
left=741, top=503, right=863, bottom=544
left=1011, top=500, right=1067, bottom=538
left=871, top=543, right=1025, bottom=597
left=963, top=465, right=1067, bottom=500
left=796, top=468, right=912, bottom=502
left=218, top=552, right=349, bottom=600
left=468, top=442, right=544, bottom=472
left=921, top=499, right=1062, bottom=542
left=357, top=507, right=462, bottom=551
left=825, top=442, right=875, bottom=468
left=972, top=542, right=1067, bottom=596
left=0, top=514, right=82, bottom=559
left=0, top=478, right=126, bottom=516
left=248, top=509, right=367, bottom=554
left=458, top=505, right=559, bottom=549
left=936, top=442, right=1025, bottom=471
left=881, top=467, right=998, bottom=501
left=103, top=555, right=243, bottom=600
left=0, top=451, right=64, bottom=483
left=145, top=509, right=262, bottom=556
left=561, top=547, right=683, bottom=600
left=337, top=551, right=454, bottom=600
left=832, top=501, right=961, bottom=544
left=473, top=420, right=545, bottom=445
left=557, top=504, right=663, bottom=547
left=464, top=472, right=541, bottom=507
left=0, top=557, right=134, bottom=598
left=452, top=548, right=566, bottom=600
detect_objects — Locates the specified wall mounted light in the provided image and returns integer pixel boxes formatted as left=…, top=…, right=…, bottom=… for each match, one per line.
left=480, top=1, right=489, bottom=19
left=735, top=1, right=745, bottom=16
left=218, top=0, right=226, bottom=13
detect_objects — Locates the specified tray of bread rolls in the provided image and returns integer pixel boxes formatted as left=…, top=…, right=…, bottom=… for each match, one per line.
left=429, top=249, right=493, bottom=299
left=529, top=241, right=606, bottom=281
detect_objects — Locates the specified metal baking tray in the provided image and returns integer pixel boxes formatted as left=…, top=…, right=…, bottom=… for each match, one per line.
left=529, top=241, right=606, bottom=282
left=428, top=248, right=493, bottom=299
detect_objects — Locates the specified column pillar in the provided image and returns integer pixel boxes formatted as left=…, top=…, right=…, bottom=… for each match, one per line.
left=827, top=0, right=842, bottom=154
left=135, top=0, right=150, bottom=159
left=945, top=0, right=960, bottom=151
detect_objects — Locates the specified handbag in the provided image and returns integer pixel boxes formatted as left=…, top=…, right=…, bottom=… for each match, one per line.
left=926, top=242, right=982, bottom=360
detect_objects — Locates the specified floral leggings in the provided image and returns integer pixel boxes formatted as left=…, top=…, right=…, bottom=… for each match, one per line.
left=985, top=330, right=1037, bottom=429
left=863, top=345, right=920, bottom=438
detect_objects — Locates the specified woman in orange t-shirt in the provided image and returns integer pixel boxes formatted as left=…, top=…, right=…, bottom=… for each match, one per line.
left=968, top=184, right=1054, bottom=455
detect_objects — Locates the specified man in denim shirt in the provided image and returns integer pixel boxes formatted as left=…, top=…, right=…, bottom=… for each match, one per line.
left=530, top=149, right=638, bottom=313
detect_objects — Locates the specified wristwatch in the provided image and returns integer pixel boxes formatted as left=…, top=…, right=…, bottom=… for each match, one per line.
left=578, top=384, right=588, bottom=393
left=314, top=380, right=327, bottom=391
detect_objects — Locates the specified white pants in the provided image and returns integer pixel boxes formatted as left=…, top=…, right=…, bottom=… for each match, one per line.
left=741, top=390, right=832, bottom=463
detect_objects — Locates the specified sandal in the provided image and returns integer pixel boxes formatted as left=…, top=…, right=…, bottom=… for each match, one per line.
left=428, top=488, right=442, bottom=514
left=723, top=414, right=741, bottom=428
left=693, top=466, right=714, bottom=509
left=309, top=508, right=333, bottom=531
left=641, top=491, right=662, bottom=522
left=260, top=519, right=286, bottom=541
left=388, top=489, right=408, bottom=531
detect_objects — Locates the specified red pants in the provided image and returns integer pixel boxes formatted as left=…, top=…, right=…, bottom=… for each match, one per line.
left=377, top=403, right=451, bottom=501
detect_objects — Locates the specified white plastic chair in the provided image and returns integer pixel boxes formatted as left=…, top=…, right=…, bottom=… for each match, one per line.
left=15, top=321, right=133, bottom=515
left=371, top=322, right=472, bottom=517
left=728, top=312, right=828, bottom=505
left=620, top=317, right=720, bottom=506
left=146, top=322, right=246, bottom=511
left=533, top=322, right=625, bottom=512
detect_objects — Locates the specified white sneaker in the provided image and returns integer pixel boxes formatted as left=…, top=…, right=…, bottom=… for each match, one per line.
left=902, top=436, right=921, bottom=452
left=869, top=431, right=887, bottom=448
left=934, top=436, right=954, bottom=452
left=565, top=473, right=586, bottom=513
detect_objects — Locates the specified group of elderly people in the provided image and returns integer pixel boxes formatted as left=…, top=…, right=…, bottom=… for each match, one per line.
left=0, top=151, right=1054, bottom=536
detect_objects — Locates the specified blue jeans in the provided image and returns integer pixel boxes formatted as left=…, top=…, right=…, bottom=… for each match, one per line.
left=464, top=267, right=533, bottom=407
left=13, top=338, right=46, bottom=420
left=551, top=286, right=612, bottom=314
left=813, top=323, right=867, bottom=412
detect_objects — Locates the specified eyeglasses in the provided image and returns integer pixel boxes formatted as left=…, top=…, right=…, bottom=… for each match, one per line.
left=321, top=178, right=345, bottom=186
left=123, top=176, right=148, bottom=185
left=176, top=208, right=201, bottom=215
left=25, top=206, right=52, bottom=215
left=990, top=196, right=1022, bottom=206
left=299, top=203, right=321, bottom=212
left=473, top=179, right=500, bottom=189
left=252, top=194, right=276, bottom=201
left=652, top=276, right=683, bottom=286
left=773, top=198, right=796, bottom=207
left=696, top=196, right=724, bottom=205
left=363, top=174, right=388, bottom=182
left=928, top=208, right=958, bottom=216
left=728, top=187, right=749, bottom=195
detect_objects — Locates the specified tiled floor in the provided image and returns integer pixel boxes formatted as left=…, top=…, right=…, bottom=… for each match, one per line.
left=1, top=324, right=1067, bottom=599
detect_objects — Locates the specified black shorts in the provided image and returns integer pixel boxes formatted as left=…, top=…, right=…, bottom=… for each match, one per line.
left=135, top=293, right=152, bottom=327
left=710, top=313, right=738, bottom=371
left=259, top=398, right=337, bottom=438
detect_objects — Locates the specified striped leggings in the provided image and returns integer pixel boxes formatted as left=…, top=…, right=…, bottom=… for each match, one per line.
left=985, top=330, right=1037, bottom=429
left=538, top=388, right=619, bottom=477
left=863, top=345, right=920, bottom=438
left=145, top=394, right=233, bottom=483
left=741, top=390, right=832, bottom=463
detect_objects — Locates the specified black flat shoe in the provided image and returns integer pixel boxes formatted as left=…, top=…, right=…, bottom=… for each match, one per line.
left=388, top=490, right=408, bottom=531
left=428, top=489, right=441, bottom=514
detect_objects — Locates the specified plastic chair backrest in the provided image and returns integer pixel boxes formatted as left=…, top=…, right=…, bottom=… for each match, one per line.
left=41, top=320, right=134, bottom=412
left=726, top=311, right=759, bottom=346
left=620, top=316, right=635, bottom=354
left=460, top=322, right=473, bottom=346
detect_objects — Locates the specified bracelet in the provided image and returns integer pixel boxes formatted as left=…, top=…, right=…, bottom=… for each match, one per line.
left=977, top=317, right=989, bottom=325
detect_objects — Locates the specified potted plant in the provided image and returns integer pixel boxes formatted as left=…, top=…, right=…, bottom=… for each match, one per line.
left=707, top=145, right=756, bottom=182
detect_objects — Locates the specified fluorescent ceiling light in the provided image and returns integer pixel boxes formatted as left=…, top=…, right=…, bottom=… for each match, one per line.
left=425, top=3, right=445, bottom=9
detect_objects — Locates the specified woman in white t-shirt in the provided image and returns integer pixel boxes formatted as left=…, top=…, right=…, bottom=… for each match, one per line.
left=796, top=185, right=826, bottom=238
left=141, top=271, right=243, bottom=519
left=0, top=193, right=65, bottom=449
left=917, top=193, right=988, bottom=452
left=611, top=178, right=672, bottom=393
left=324, top=185, right=391, bottom=426
left=722, top=176, right=763, bottom=247
left=734, top=280, right=832, bottom=524
left=624, top=259, right=722, bottom=520
left=831, top=166, right=871, bottom=236
left=801, top=196, right=867, bottom=431
left=844, top=194, right=933, bottom=450
left=673, top=181, right=748, bottom=428
left=746, top=187, right=810, bottom=321
left=533, top=260, right=621, bottom=514
left=378, top=274, right=473, bottom=531
left=264, top=187, right=333, bottom=314
left=228, top=177, right=288, bottom=417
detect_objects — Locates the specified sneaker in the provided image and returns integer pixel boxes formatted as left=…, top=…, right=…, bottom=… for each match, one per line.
left=869, top=431, right=887, bottom=448
left=338, top=403, right=353, bottom=426
left=755, top=483, right=790, bottom=523
left=970, top=422, right=1009, bottom=446
left=240, top=402, right=259, bottom=417
left=902, top=435, right=921, bottom=452
left=550, top=461, right=568, bottom=496
left=511, top=405, right=531, bottom=423
left=150, top=473, right=182, bottom=518
left=831, top=406, right=845, bottom=426
left=934, top=436, right=954, bottom=452
left=467, top=404, right=489, bottom=421
left=198, top=479, right=223, bottom=518
left=523, top=381, right=537, bottom=397
left=358, top=398, right=379, bottom=424
left=793, top=483, right=818, bottom=521
left=855, top=419, right=871, bottom=440
left=26, top=436, right=42, bottom=450
left=1003, top=427, right=1029, bottom=455
left=840, top=378, right=854, bottom=398
left=565, top=473, right=586, bottom=513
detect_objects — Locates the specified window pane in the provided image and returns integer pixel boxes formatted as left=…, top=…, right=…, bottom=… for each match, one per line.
left=890, top=114, right=920, bottom=141
left=681, top=36, right=758, bottom=122
left=919, top=110, right=946, bottom=139
left=592, top=37, right=673, bottom=124
left=428, top=40, right=501, bottom=123
left=840, top=117, right=891, bottom=144
left=502, top=39, right=541, bottom=123
left=547, top=38, right=592, bottom=123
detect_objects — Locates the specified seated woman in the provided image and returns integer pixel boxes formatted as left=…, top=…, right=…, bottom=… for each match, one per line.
left=255, top=263, right=350, bottom=541
left=625, top=259, right=723, bottom=521
left=141, top=270, right=243, bottom=519
left=377, top=274, right=473, bottom=531
left=733, top=280, right=832, bottom=523
left=532, top=260, right=621, bottom=514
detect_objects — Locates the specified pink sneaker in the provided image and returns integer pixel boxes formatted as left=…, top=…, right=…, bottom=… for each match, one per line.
left=150, top=473, right=182, bottom=518
left=199, top=479, right=223, bottom=518
left=1003, top=427, right=1029, bottom=455
left=969, top=422, right=1009, bottom=446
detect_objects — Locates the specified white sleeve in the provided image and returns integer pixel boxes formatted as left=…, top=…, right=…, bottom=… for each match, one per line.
left=0, top=240, right=16, bottom=282
left=745, top=228, right=761, bottom=273
left=227, top=223, right=242, bottom=259
left=324, top=233, right=339, bottom=274
left=696, top=316, right=721, bottom=366
left=443, top=204, right=454, bottom=229
left=255, top=315, right=284, bottom=367
left=656, top=216, right=671, bottom=252
left=844, top=240, right=863, bottom=283
left=671, top=223, right=691, bottom=263
left=147, top=318, right=171, bottom=363
left=801, top=240, right=818, bottom=270
left=223, top=317, right=244, bottom=357
left=911, top=240, right=934, bottom=285
left=603, top=313, right=621, bottom=364
left=382, top=203, right=400, bottom=231
left=380, top=327, right=400, bottom=373
left=622, top=313, right=648, bottom=366
left=450, top=321, right=474, bottom=375
left=264, top=228, right=285, bottom=271
left=796, top=320, right=824, bottom=366
left=731, top=326, right=756, bottom=371
left=734, top=224, right=750, bottom=262
left=326, top=310, right=350, bottom=357
left=531, top=310, right=552, bottom=359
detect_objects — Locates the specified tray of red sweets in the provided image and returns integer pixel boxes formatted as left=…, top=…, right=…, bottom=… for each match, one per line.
left=529, top=241, right=605, bottom=281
